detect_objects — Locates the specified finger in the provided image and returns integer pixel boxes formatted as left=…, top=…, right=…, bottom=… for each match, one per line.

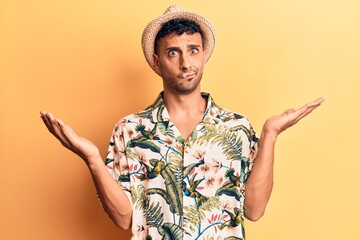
left=47, top=112, right=63, bottom=137
left=290, top=99, right=323, bottom=124
left=54, top=118, right=79, bottom=149
left=56, top=118, right=81, bottom=151
left=292, top=106, right=317, bottom=124
left=43, top=112, right=73, bottom=147
left=40, top=111, right=57, bottom=135
left=305, top=97, right=325, bottom=108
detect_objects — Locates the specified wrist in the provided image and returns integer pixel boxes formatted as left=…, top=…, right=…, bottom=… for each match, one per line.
left=84, top=153, right=103, bottom=169
left=261, top=128, right=278, bottom=142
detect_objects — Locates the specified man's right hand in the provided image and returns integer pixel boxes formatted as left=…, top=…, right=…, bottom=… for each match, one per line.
left=40, top=111, right=101, bottom=164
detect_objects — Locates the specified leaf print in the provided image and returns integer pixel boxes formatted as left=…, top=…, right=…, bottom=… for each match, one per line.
left=199, top=196, right=221, bottom=212
left=230, top=125, right=251, bottom=142
left=240, top=159, right=251, bottom=183
left=216, top=168, right=242, bottom=200
left=156, top=103, right=166, bottom=122
left=131, top=185, right=148, bottom=210
left=160, top=165, right=183, bottom=216
left=183, top=204, right=205, bottom=232
left=133, top=110, right=152, bottom=122
left=105, top=93, right=257, bottom=239
left=183, top=159, right=205, bottom=178
left=146, top=188, right=174, bottom=212
left=104, top=157, right=113, bottom=165
left=138, top=160, right=166, bottom=180
left=167, top=152, right=183, bottom=184
left=189, top=130, right=198, bottom=140
left=128, top=139, right=161, bottom=153
left=182, top=177, right=208, bottom=206
left=158, top=222, right=187, bottom=240
left=197, top=124, right=244, bottom=162
left=175, top=135, right=185, bottom=144
left=119, top=174, right=130, bottom=183
left=156, top=122, right=170, bottom=135
left=183, top=196, right=221, bottom=233
left=145, top=201, right=164, bottom=228
left=145, top=235, right=153, bottom=240
left=216, top=185, right=241, bottom=201
left=220, top=207, right=244, bottom=230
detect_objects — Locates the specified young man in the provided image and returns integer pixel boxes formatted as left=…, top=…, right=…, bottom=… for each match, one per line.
left=40, top=5, right=323, bottom=240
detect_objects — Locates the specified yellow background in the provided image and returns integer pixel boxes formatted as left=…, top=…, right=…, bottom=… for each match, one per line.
left=1, top=0, right=359, bottom=239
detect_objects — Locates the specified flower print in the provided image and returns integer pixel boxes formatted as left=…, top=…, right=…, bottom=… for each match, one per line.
left=211, top=159, right=221, bottom=173
left=137, top=152, right=147, bottom=163
left=120, top=161, right=129, bottom=173
left=199, top=163, right=211, bottom=174
left=221, top=200, right=232, bottom=212
left=216, top=176, right=224, bottom=186
left=205, top=176, right=215, bottom=188
left=127, top=128, right=134, bottom=138
left=193, top=149, right=205, bottom=159
left=163, top=136, right=175, bottom=146
left=105, top=93, right=256, bottom=239
left=113, top=157, right=120, bottom=170
left=114, top=119, right=126, bottom=132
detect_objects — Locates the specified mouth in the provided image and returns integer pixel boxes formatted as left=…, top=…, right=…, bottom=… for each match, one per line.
left=178, top=72, right=196, bottom=79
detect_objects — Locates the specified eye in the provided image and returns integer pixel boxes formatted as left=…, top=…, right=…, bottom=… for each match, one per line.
left=190, top=48, right=199, bottom=54
left=168, top=50, right=178, bottom=57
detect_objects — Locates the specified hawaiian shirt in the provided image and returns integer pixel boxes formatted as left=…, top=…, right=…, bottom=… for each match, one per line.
left=105, top=92, right=259, bottom=240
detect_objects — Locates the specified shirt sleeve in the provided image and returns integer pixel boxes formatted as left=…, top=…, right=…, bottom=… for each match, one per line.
left=104, top=120, right=132, bottom=205
left=243, top=121, right=259, bottom=219
left=248, top=123, right=259, bottom=173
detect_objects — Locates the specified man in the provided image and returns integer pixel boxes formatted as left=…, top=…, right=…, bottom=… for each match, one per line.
left=40, top=5, right=323, bottom=240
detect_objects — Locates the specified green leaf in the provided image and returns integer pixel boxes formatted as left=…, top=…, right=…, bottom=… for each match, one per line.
left=104, top=158, right=114, bottom=165
left=158, top=222, right=186, bottom=240
left=128, top=139, right=160, bottom=153
left=216, top=186, right=241, bottom=201
left=157, top=122, right=169, bottom=135
left=160, top=166, right=183, bottom=216
left=145, top=201, right=164, bottom=228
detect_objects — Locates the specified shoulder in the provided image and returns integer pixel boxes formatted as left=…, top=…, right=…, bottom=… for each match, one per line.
left=112, top=106, right=156, bottom=133
left=208, top=103, right=254, bottom=128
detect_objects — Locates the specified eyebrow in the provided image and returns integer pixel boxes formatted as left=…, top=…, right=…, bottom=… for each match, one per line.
left=165, top=44, right=202, bottom=52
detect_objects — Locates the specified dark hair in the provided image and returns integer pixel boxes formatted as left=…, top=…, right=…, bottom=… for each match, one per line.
left=154, top=18, right=204, bottom=54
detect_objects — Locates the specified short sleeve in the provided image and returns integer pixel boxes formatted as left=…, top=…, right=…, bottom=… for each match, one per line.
left=248, top=123, right=259, bottom=173
left=105, top=120, right=132, bottom=204
left=243, top=122, right=259, bottom=219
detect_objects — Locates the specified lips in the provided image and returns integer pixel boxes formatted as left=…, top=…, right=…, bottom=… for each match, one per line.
left=178, top=72, right=196, bottom=79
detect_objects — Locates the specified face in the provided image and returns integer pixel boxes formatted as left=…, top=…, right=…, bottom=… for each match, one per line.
left=153, top=32, right=205, bottom=95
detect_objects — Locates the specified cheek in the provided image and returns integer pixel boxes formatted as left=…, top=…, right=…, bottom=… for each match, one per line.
left=161, top=59, right=179, bottom=73
left=194, top=59, right=205, bottom=71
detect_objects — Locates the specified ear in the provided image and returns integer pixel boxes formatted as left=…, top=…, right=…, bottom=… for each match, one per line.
left=153, top=53, right=161, bottom=75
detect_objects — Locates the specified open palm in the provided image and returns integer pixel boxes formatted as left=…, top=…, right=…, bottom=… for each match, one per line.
left=40, top=111, right=100, bottom=163
left=263, top=98, right=324, bottom=137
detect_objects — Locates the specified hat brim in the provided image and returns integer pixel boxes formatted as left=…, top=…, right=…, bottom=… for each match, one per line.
left=141, top=7, right=216, bottom=75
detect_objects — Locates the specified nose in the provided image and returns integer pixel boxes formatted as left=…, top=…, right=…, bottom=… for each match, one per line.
left=180, top=54, right=191, bottom=72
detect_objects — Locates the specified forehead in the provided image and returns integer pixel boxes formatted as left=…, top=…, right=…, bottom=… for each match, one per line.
left=157, top=32, right=203, bottom=49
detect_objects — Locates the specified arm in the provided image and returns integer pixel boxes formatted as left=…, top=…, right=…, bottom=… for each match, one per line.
left=40, top=111, right=132, bottom=230
left=244, top=98, right=324, bottom=221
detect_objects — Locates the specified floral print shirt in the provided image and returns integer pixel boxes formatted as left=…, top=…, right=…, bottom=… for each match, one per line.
left=105, top=92, right=259, bottom=240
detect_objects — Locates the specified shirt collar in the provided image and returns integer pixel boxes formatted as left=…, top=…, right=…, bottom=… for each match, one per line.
left=146, top=92, right=217, bottom=123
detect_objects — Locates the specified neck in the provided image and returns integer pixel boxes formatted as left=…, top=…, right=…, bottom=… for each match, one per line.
left=163, top=90, right=206, bottom=117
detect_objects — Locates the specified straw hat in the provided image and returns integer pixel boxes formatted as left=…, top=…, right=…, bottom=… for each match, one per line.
left=141, top=5, right=216, bottom=74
